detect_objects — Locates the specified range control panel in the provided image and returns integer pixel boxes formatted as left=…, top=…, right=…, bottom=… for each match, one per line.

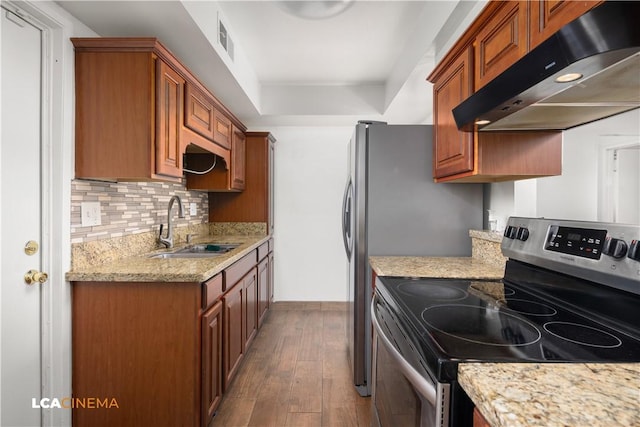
left=502, top=217, right=640, bottom=295
left=544, top=226, right=607, bottom=260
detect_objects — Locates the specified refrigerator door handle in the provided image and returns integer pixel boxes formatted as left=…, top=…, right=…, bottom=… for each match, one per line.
left=342, top=178, right=353, bottom=259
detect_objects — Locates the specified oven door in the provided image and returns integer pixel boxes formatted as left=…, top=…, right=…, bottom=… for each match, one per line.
left=371, top=295, right=450, bottom=427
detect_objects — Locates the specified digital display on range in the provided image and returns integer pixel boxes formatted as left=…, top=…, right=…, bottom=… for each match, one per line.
left=567, top=232, right=582, bottom=242
left=545, top=226, right=607, bottom=260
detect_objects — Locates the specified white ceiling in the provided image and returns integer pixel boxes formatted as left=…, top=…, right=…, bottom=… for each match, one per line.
left=56, top=0, right=485, bottom=128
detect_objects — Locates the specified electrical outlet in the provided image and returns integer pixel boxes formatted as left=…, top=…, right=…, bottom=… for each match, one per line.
left=190, top=203, right=197, bottom=216
left=81, top=202, right=102, bottom=227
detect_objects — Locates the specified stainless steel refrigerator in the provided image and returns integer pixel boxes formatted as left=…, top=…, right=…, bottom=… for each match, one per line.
left=342, top=122, right=483, bottom=396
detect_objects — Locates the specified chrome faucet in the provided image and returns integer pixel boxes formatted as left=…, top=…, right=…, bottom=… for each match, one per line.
left=158, top=195, right=185, bottom=248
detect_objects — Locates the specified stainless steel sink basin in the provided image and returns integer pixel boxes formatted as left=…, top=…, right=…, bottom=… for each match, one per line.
left=149, top=252, right=223, bottom=259
left=175, top=243, right=240, bottom=254
left=148, top=243, right=240, bottom=259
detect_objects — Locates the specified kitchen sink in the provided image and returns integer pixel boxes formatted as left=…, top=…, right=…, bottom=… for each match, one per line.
left=148, top=243, right=240, bottom=259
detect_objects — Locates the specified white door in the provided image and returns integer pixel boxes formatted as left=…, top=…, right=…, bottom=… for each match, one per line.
left=611, top=145, right=640, bottom=224
left=600, top=140, right=640, bottom=224
left=1, top=6, right=45, bottom=426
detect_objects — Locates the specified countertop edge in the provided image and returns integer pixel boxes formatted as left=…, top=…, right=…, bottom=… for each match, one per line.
left=66, top=235, right=270, bottom=283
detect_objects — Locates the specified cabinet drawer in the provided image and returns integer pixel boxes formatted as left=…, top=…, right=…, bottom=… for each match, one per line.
left=257, top=241, right=269, bottom=261
left=213, top=109, right=232, bottom=150
left=185, top=84, right=215, bottom=140
left=224, top=251, right=257, bottom=291
left=203, top=274, right=223, bottom=309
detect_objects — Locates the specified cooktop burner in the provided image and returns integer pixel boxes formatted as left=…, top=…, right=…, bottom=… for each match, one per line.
left=504, top=299, right=557, bottom=316
left=397, top=281, right=468, bottom=300
left=421, top=304, right=541, bottom=347
left=543, top=322, right=622, bottom=348
left=502, top=286, right=516, bottom=296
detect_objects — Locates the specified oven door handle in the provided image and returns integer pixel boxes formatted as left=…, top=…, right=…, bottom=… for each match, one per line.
left=371, top=298, right=438, bottom=406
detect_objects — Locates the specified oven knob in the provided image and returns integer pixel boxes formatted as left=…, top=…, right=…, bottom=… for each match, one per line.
left=516, top=227, right=530, bottom=241
left=628, top=240, right=640, bottom=261
left=504, top=226, right=517, bottom=239
left=602, top=237, right=628, bottom=259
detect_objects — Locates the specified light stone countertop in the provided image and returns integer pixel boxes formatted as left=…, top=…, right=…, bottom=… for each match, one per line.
left=459, top=363, right=640, bottom=427
left=369, top=256, right=505, bottom=279
left=65, top=234, right=269, bottom=283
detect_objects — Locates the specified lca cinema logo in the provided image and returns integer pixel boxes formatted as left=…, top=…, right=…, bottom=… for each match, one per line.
left=32, top=397, right=119, bottom=409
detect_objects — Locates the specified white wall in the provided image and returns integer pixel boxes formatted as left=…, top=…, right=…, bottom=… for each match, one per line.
left=268, top=126, right=352, bottom=301
left=488, top=109, right=640, bottom=223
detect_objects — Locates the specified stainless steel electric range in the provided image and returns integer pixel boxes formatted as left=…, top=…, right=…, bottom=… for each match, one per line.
left=371, top=217, right=640, bottom=427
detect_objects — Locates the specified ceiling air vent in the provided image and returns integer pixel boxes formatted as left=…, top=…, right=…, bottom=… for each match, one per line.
left=218, top=15, right=234, bottom=62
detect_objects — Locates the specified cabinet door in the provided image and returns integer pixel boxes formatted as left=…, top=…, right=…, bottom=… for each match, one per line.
left=244, top=268, right=258, bottom=349
left=268, top=251, right=274, bottom=303
left=268, top=139, right=275, bottom=235
left=223, top=282, right=244, bottom=389
left=530, top=0, right=602, bottom=50
left=213, top=108, right=232, bottom=149
left=257, top=257, right=269, bottom=328
left=230, top=127, right=246, bottom=191
left=433, top=46, right=474, bottom=179
left=185, top=84, right=215, bottom=141
left=475, top=1, right=528, bottom=90
left=155, top=59, right=184, bottom=178
left=202, top=300, right=223, bottom=423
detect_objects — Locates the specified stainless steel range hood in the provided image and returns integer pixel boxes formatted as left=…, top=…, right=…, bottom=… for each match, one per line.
left=453, top=1, right=640, bottom=132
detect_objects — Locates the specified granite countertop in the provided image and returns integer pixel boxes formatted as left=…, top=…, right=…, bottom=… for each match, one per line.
left=369, top=256, right=505, bottom=279
left=459, top=363, right=640, bottom=427
left=65, top=234, right=269, bottom=283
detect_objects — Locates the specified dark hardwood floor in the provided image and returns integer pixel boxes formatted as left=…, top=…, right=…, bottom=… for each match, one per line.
left=211, top=302, right=372, bottom=427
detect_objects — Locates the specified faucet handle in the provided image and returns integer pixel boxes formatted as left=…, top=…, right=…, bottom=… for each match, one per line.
left=159, top=224, right=164, bottom=237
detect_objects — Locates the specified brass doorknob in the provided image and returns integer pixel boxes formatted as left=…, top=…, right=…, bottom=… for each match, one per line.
left=24, top=270, right=48, bottom=285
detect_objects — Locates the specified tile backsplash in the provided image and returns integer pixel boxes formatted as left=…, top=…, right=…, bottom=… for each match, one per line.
left=71, top=179, right=208, bottom=243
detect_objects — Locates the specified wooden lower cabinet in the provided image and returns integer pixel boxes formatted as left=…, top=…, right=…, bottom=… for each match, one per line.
left=223, top=280, right=245, bottom=390
left=473, top=407, right=492, bottom=427
left=72, top=248, right=270, bottom=427
left=72, top=282, right=202, bottom=427
left=269, top=250, right=275, bottom=303
left=244, top=268, right=258, bottom=351
left=202, top=300, right=223, bottom=424
left=257, top=256, right=269, bottom=328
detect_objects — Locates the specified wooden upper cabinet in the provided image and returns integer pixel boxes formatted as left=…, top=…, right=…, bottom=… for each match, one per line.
left=156, top=60, right=184, bottom=178
left=72, top=39, right=185, bottom=182
left=185, top=83, right=215, bottom=141
left=529, top=0, right=603, bottom=50
left=475, top=1, right=528, bottom=90
left=72, top=37, right=246, bottom=183
left=214, top=108, right=233, bottom=150
left=432, top=46, right=474, bottom=179
left=230, top=126, right=246, bottom=191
